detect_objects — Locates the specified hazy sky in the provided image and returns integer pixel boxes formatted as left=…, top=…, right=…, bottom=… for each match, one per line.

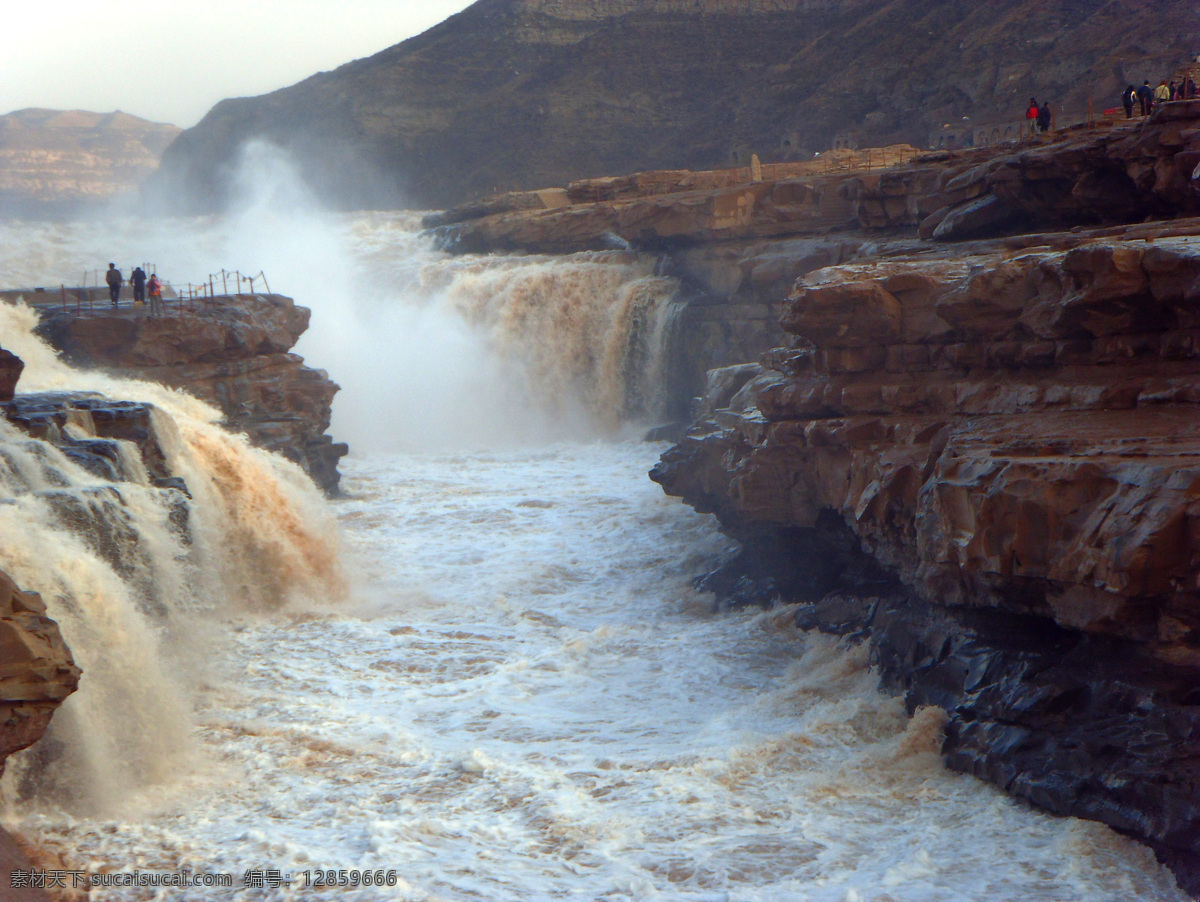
left=4, top=0, right=477, bottom=128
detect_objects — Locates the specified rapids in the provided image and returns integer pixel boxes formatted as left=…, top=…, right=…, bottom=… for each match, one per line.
left=0, top=191, right=1189, bottom=899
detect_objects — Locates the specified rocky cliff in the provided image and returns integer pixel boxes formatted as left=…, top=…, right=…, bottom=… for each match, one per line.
left=432, top=103, right=1200, bottom=890
left=435, top=105, right=1200, bottom=417
left=149, top=0, right=1198, bottom=212
left=0, top=109, right=181, bottom=218
left=27, top=293, right=347, bottom=495
left=649, top=126, right=1200, bottom=889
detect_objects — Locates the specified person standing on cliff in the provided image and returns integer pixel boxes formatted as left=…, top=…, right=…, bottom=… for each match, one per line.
left=147, top=273, right=163, bottom=316
left=1025, top=98, right=1039, bottom=136
left=131, top=266, right=146, bottom=307
left=1122, top=85, right=1136, bottom=119
left=105, top=263, right=122, bottom=308
left=1036, top=101, right=1052, bottom=133
left=1136, top=81, right=1154, bottom=115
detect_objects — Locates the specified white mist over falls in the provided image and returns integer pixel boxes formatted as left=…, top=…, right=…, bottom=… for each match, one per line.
left=0, top=149, right=1188, bottom=900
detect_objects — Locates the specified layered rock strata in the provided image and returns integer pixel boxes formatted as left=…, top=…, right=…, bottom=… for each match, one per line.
left=857, top=100, right=1200, bottom=240
left=651, top=232, right=1200, bottom=889
left=434, top=104, right=1200, bottom=257
left=0, top=109, right=181, bottom=218
left=32, top=294, right=347, bottom=494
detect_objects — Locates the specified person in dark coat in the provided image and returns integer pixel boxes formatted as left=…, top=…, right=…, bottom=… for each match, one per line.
left=105, top=263, right=122, bottom=307
left=1122, top=85, right=1136, bottom=119
left=1036, top=101, right=1052, bottom=133
left=1136, top=81, right=1154, bottom=116
left=131, top=266, right=147, bottom=306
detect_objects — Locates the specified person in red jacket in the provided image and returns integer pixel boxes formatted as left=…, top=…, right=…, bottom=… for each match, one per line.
left=1025, top=98, right=1039, bottom=137
left=147, top=274, right=163, bottom=316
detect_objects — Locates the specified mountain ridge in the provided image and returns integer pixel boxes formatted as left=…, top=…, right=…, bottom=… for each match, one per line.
left=0, top=108, right=181, bottom=217
left=151, top=0, right=1199, bottom=210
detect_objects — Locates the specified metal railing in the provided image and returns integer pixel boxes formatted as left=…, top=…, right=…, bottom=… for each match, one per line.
left=10, top=268, right=274, bottom=317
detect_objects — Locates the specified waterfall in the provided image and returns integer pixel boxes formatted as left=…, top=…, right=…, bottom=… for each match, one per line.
left=0, top=301, right=345, bottom=815
left=406, top=248, right=684, bottom=431
left=0, top=212, right=688, bottom=452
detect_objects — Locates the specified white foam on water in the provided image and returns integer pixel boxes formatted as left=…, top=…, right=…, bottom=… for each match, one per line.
left=8, top=443, right=1187, bottom=901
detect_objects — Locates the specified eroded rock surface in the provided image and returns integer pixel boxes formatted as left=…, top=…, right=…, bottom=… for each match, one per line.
left=857, top=101, right=1200, bottom=238
left=652, top=231, right=1200, bottom=890
left=0, top=348, right=22, bottom=402
left=33, top=294, right=347, bottom=494
left=0, top=570, right=79, bottom=769
left=435, top=104, right=1200, bottom=258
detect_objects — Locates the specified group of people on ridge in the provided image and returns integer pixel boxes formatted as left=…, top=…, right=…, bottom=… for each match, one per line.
left=105, top=263, right=164, bottom=315
left=1122, top=76, right=1197, bottom=118
left=1025, top=99, right=1052, bottom=135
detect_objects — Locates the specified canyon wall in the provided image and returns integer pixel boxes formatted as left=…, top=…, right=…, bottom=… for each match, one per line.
left=438, top=104, right=1200, bottom=890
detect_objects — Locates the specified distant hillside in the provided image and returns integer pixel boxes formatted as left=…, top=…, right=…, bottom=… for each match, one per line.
left=0, top=109, right=181, bottom=218
left=151, top=0, right=1199, bottom=211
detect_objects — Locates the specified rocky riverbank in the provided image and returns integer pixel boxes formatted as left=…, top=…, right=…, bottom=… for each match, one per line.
left=433, top=103, right=1200, bottom=891
left=24, top=292, right=347, bottom=495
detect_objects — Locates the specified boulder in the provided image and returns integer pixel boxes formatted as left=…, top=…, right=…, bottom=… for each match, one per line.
left=0, top=569, right=79, bottom=770
left=0, top=347, right=22, bottom=401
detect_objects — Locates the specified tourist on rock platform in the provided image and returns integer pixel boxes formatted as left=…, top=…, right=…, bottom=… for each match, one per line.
left=1154, top=80, right=1170, bottom=105
left=1187, top=76, right=1198, bottom=99
left=131, top=266, right=146, bottom=306
left=1136, top=81, right=1154, bottom=115
left=1122, top=85, right=1136, bottom=118
left=147, top=274, right=163, bottom=316
left=1036, top=101, right=1052, bottom=133
left=1025, top=98, right=1039, bottom=136
left=1169, top=80, right=1179, bottom=101
left=105, top=263, right=122, bottom=307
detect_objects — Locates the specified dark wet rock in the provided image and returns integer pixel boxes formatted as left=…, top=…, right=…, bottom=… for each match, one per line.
left=652, top=221, right=1200, bottom=891
left=0, top=348, right=22, bottom=402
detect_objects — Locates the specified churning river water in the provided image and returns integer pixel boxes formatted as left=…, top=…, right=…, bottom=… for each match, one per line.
left=0, top=169, right=1189, bottom=900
